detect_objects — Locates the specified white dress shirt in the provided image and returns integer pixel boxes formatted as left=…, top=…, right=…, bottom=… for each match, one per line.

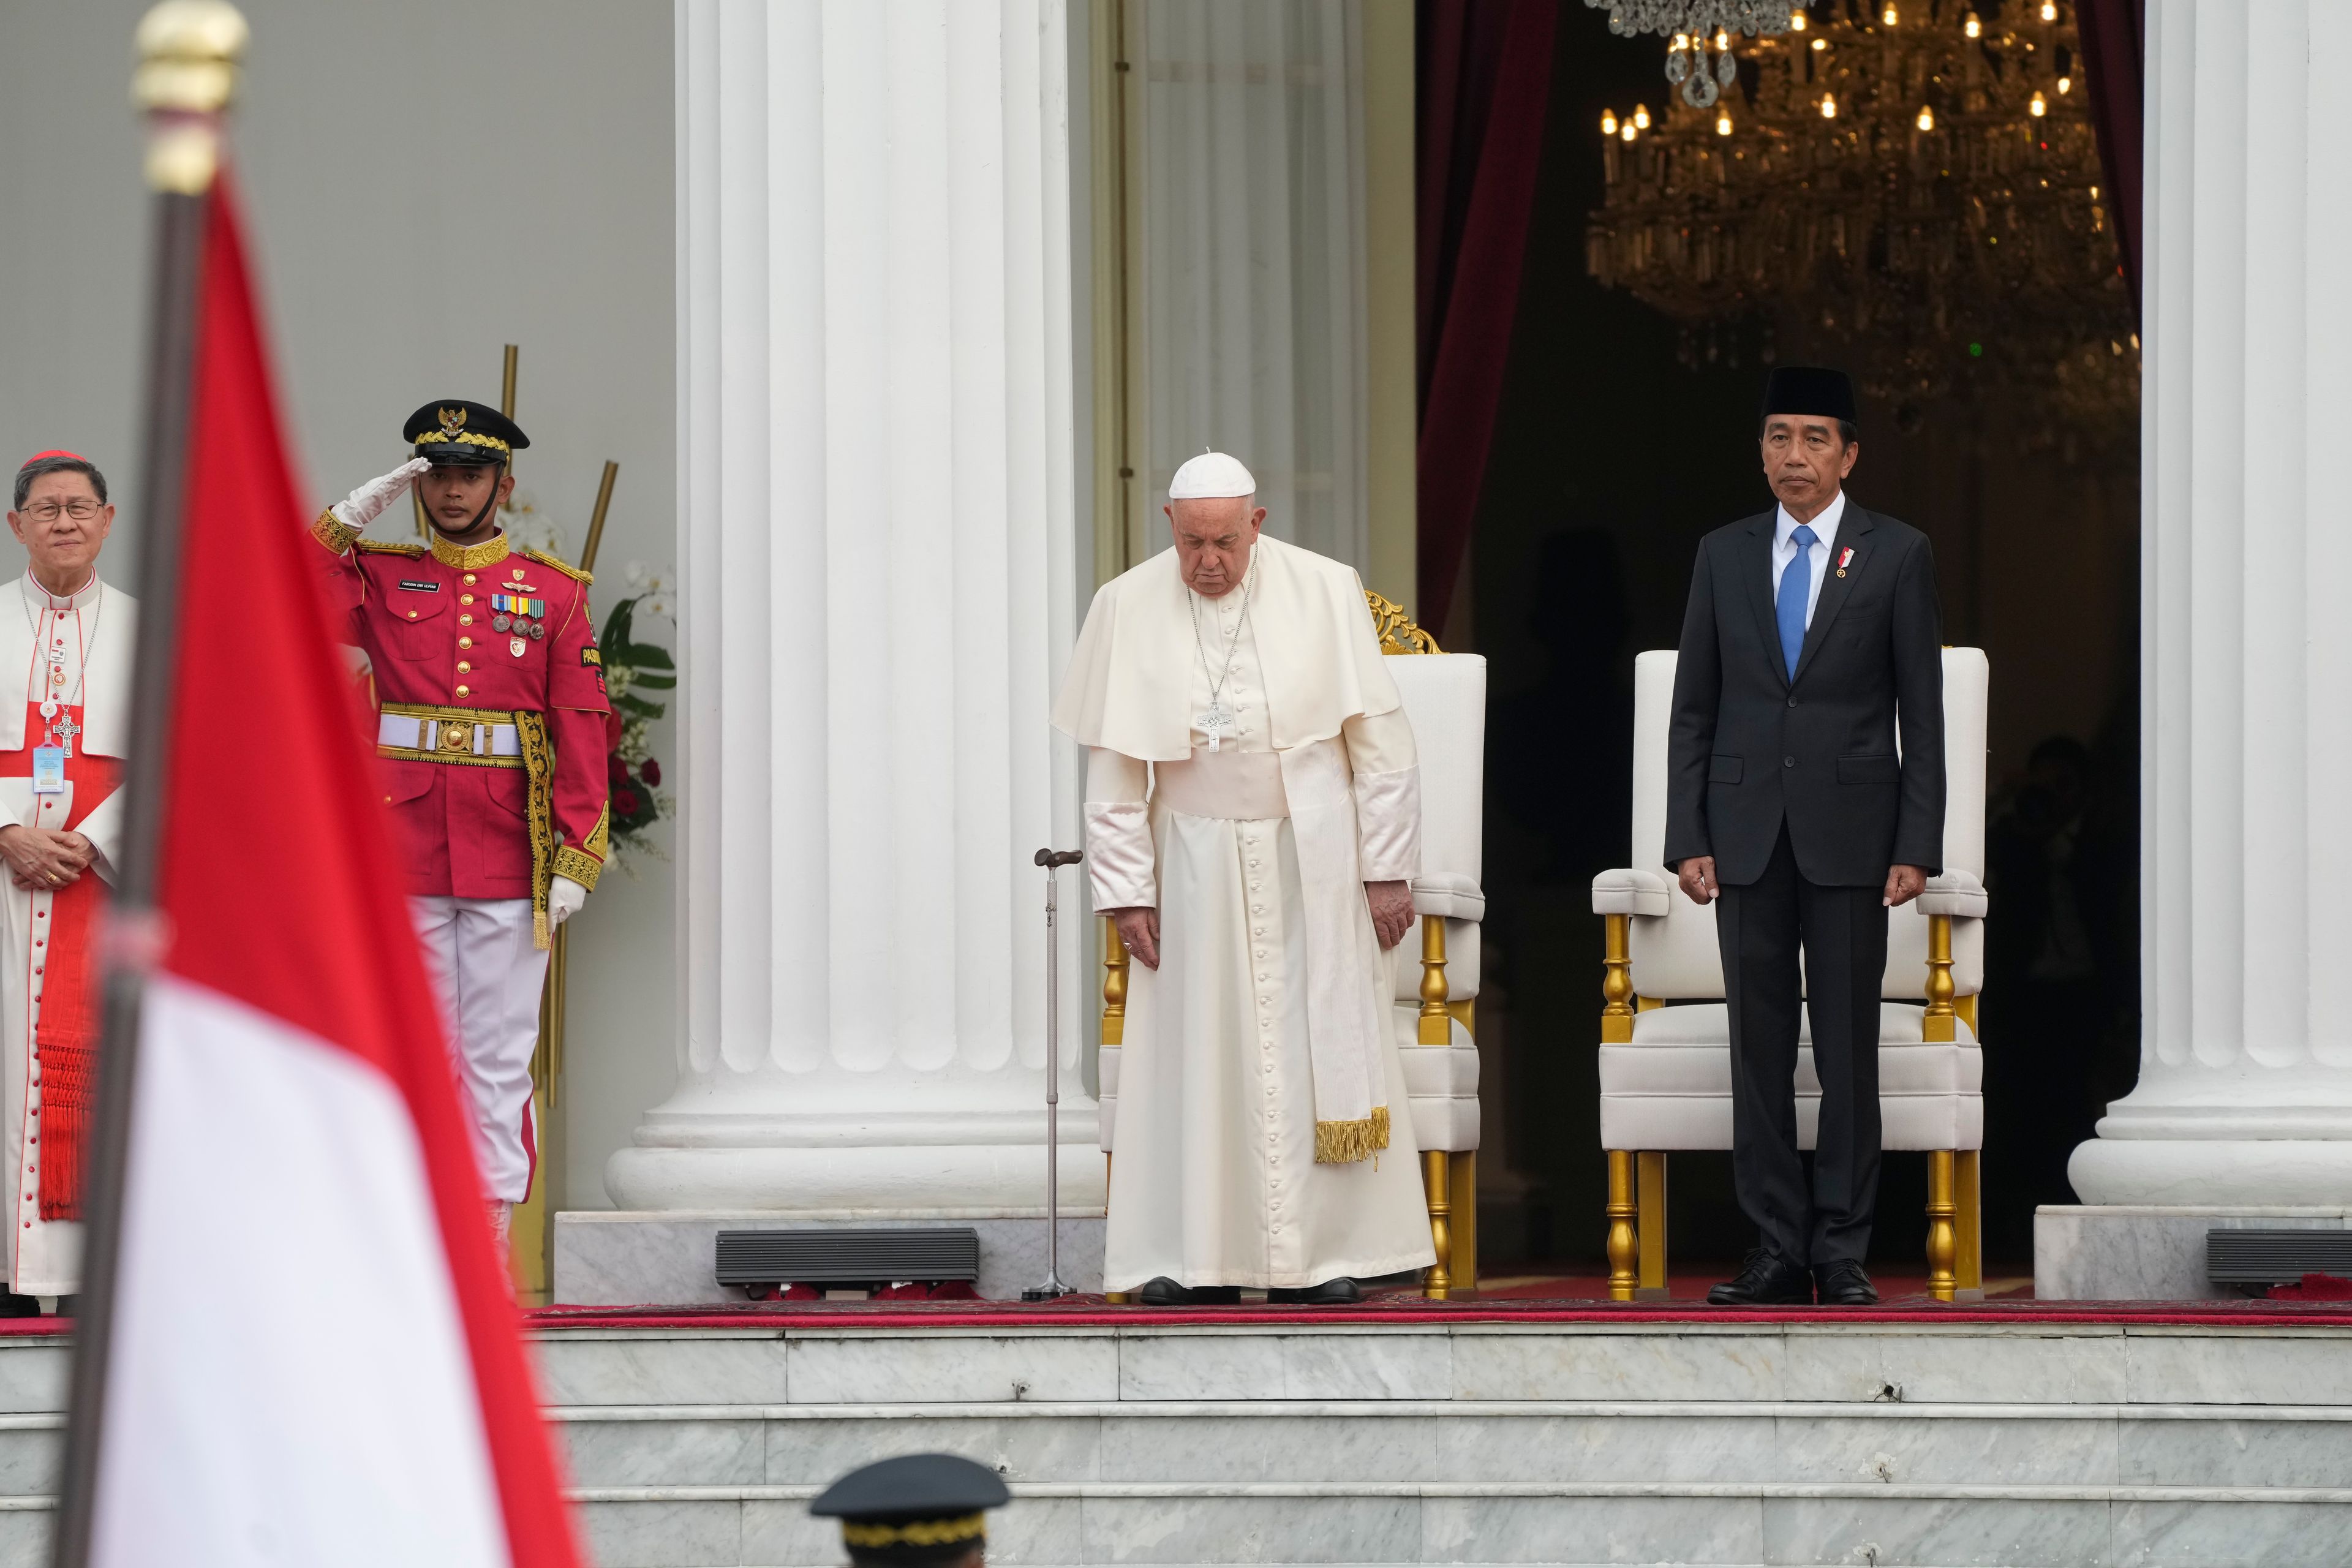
left=1769, top=488, right=1848, bottom=630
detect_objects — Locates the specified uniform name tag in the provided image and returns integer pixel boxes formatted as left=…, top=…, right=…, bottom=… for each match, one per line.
left=31, top=748, right=64, bottom=795
left=398, top=579, right=440, bottom=593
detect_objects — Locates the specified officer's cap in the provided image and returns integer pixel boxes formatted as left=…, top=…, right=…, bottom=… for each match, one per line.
left=809, top=1453, right=1010, bottom=1564
left=403, top=400, right=529, bottom=467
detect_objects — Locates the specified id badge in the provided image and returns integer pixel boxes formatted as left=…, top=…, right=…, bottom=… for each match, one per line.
left=30, top=747, right=63, bottom=796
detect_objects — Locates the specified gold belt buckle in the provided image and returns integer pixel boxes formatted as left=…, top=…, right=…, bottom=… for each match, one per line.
left=438, top=720, right=476, bottom=755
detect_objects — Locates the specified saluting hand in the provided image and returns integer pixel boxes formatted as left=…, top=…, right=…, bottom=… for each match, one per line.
left=330, top=457, right=432, bottom=533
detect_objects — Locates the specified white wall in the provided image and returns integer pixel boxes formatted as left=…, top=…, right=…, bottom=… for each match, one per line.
left=0, top=2, right=677, bottom=1210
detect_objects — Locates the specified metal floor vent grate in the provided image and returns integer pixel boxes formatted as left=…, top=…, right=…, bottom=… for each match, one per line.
left=2206, top=1227, right=2352, bottom=1287
left=715, top=1227, right=981, bottom=1287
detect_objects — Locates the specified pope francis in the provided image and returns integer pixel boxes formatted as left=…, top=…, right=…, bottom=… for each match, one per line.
left=1055, top=452, right=1434, bottom=1305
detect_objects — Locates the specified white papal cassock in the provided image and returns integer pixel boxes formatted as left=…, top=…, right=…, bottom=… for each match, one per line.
left=1057, top=535, right=1436, bottom=1289
left=0, top=572, right=133, bottom=1298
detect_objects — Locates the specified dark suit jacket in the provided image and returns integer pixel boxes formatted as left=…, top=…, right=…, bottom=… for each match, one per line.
left=1664, top=500, right=1947, bottom=887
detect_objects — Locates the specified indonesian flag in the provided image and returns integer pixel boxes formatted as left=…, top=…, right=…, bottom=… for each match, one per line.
left=81, top=181, right=582, bottom=1566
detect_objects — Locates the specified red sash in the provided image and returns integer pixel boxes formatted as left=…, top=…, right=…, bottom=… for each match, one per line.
left=0, top=704, right=119, bottom=1220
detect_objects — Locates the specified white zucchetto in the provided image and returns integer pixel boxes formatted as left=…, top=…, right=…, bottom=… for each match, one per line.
left=1167, top=450, right=1256, bottom=500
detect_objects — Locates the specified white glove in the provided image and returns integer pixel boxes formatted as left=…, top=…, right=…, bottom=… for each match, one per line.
left=549, top=875, right=587, bottom=928
left=329, top=457, right=432, bottom=532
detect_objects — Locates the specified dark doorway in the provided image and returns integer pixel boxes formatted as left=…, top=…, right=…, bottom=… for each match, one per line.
left=1466, top=13, right=2141, bottom=1278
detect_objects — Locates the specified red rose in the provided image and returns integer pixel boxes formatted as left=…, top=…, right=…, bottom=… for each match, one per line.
left=639, top=758, right=661, bottom=786
left=605, top=710, right=625, bottom=750
left=608, top=752, right=630, bottom=782
left=616, top=788, right=642, bottom=816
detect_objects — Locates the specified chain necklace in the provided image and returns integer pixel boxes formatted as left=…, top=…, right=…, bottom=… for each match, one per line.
left=1188, top=556, right=1257, bottom=753
left=20, top=573, right=102, bottom=749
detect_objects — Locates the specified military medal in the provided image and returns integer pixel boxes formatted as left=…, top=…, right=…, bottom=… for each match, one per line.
left=1836, top=546, right=1854, bottom=578
left=492, top=614, right=511, bottom=632
left=529, top=622, right=546, bottom=640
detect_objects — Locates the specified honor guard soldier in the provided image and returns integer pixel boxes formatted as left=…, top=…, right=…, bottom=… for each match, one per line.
left=311, top=401, right=611, bottom=1245
left=810, top=1453, right=1012, bottom=1567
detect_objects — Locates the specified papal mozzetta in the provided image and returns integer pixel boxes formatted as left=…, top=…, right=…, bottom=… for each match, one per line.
left=1054, top=451, right=1433, bottom=1304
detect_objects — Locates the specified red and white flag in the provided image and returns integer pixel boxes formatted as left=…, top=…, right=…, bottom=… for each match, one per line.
left=83, top=180, right=582, bottom=1567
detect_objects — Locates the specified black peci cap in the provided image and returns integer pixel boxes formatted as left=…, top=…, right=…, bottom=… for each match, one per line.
left=402, top=400, right=529, bottom=466
left=1760, top=366, right=1858, bottom=427
left=810, top=1453, right=1011, bottom=1564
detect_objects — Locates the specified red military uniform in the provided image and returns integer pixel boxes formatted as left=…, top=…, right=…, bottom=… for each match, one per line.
left=308, top=522, right=611, bottom=935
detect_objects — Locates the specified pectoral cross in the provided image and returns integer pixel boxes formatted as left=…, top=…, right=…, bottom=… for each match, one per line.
left=48, top=715, right=79, bottom=759
left=1199, top=700, right=1235, bottom=753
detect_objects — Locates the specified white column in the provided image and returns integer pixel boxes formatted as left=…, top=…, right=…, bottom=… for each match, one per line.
left=608, top=0, right=1099, bottom=1212
left=2069, top=0, right=2352, bottom=1204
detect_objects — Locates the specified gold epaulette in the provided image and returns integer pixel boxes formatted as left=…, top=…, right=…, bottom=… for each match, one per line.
left=355, top=538, right=428, bottom=557
left=521, top=546, right=592, bottom=585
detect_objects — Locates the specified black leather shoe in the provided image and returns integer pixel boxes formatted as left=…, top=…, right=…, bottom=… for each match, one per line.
left=1268, top=1278, right=1362, bottom=1305
left=1706, top=1249, right=1814, bottom=1305
left=1138, top=1276, right=1241, bottom=1306
left=1813, top=1260, right=1879, bottom=1306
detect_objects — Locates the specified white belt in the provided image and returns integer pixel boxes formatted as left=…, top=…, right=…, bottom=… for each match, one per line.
left=1153, top=747, right=1291, bottom=820
left=377, top=713, right=522, bottom=759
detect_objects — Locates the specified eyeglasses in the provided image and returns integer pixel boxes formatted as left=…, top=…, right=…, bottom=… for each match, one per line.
left=17, top=500, right=102, bottom=522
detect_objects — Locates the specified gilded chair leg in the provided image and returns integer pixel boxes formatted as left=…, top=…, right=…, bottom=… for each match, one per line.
left=1448, top=1150, right=1478, bottom=1297
left=1606, top=1150, right=1638, bottom=1302
left=1635, top=1151, right=1669, bottom=1300
left=1926, top=1150, right=1958, bottom=1303
left=1955, top=1149, right=1983, bottom=1300
left=1423, top=1150, right=1453, bottom=1301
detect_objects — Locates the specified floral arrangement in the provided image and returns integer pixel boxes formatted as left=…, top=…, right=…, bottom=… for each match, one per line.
left=598, top=563, right=677, bottom=865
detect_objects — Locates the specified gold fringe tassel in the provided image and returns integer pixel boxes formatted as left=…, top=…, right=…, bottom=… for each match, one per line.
left=1314, top=1105, right=1391, bottom=1165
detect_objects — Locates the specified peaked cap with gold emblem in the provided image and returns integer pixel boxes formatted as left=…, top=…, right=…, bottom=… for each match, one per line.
left=811, top=1453, right=1010, bottom=1564
left=402, top=400, right=530, bottom=467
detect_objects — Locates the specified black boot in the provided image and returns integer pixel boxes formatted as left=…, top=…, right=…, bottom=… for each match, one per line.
left=1706, top=1248, right=1813, bottom=1306
left=1138, top=1276, right=1241, bottom=1306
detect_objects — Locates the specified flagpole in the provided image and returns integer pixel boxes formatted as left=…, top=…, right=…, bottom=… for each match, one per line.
left=51, top=8, right=246, bottom=1566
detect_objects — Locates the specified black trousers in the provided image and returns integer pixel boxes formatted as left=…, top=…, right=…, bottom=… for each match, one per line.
left=1713, top=824, right=1887, bottom=1266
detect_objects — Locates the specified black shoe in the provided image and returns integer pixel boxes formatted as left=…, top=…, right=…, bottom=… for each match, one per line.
left=1813, top=1259, right=1879, bottom=1306
left=1137, top=1276, right=1242, bottom=1306
left=1706, top=1248, right=1814, bottom=1306
left=1268, top=1278, right=1362, bottom=1305
left=0, top=1294, right=35, bottom=1320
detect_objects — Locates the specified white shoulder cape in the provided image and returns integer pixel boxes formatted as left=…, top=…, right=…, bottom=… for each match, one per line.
left=1052, top=535, right=1400, bottom=763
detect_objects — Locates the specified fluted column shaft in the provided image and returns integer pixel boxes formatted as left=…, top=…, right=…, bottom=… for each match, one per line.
left=609, top=0, right=1098, bottom=1211
left=2071, top=0, right=2352, bottom=1203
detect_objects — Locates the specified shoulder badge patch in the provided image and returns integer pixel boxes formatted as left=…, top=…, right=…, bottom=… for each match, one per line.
left=581, top=646, right=602, bottom=666
left=520, top=546, right=592, bottom=585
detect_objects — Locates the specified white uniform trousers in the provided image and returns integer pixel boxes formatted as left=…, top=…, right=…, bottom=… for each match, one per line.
left=409, top=896, right=546, bottom=1203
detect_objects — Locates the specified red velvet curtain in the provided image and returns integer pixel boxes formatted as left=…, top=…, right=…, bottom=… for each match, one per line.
left=1415, top=0, right=1559, bottom=641
left=2074, top=0, right=2145, bottom=320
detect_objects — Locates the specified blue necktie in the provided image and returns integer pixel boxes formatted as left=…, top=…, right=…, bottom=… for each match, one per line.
left=1777, top=524, right=1817, bottom=680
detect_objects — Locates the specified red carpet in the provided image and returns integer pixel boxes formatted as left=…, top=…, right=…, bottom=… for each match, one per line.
left=526, top=1291, right=2352, bottom=1332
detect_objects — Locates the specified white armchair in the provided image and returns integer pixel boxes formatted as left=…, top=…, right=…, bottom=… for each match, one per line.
left=1096, top=594, right=1486, bottom=1300
left=1592, top=647, right=1990, bottom=1302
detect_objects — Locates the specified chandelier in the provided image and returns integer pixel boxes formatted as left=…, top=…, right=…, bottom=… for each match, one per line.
left=1585, top=0, right=2136, bottom=440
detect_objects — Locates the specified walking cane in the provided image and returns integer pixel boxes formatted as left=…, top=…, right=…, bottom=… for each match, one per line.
left=1023, top=848, right=1084, bottom=1302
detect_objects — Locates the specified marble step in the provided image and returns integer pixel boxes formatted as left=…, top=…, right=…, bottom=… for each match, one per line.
left=551, top=1398, right=2352, bottom=1494
left=530, top=1321, right=2352, bottom=1409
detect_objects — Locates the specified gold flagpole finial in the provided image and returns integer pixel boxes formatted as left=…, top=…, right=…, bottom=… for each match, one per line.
left=133, top=1, right=249, bottom=194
